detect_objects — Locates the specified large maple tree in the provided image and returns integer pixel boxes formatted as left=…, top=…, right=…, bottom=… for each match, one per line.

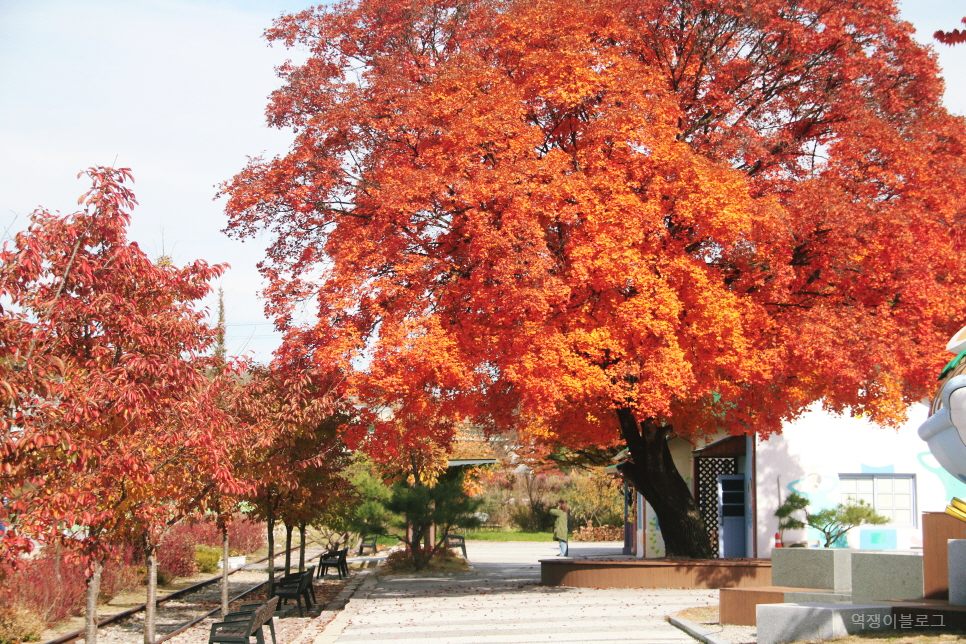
left=224, top=0, right=966, bottom=557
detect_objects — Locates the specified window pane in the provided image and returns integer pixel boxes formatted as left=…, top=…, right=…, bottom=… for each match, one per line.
left=837, top=474, right=916, bottom=525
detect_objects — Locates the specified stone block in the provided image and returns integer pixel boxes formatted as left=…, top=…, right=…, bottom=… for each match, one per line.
left=949, top=539, right=966, bottom=605
left=784, top=590, right=852, bottom=604
left=771, top=548, right=854, bottom=591
left=757, top=603, right=892, bottom=644
left=851, top=552, right=923, bottom=602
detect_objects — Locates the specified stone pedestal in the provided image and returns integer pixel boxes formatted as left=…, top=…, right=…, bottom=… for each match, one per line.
left=851, top=552, right=923, bottom=602
left=949, top=539, right=966, bottom=605
left=771, top=548, right=853, bottom=591
left=757, top=604, right=891, bottom=644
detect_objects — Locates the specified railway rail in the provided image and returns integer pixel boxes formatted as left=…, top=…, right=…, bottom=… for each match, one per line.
left=44, top=542, right=341, bottom=644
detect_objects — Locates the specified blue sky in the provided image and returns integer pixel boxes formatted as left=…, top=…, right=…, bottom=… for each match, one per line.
left=1, top=0, right=964, bottom=363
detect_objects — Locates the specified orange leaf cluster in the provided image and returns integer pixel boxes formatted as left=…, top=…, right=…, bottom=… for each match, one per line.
left=222, top=0, right=966, bottom=461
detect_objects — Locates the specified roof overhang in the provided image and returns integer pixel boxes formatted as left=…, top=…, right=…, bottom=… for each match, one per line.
left=447, top=458, right=498, bottom=467
left=692, top=435, right=747, bottom=458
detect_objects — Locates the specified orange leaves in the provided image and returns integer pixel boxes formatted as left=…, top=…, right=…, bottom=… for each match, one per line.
left=225, top=0, right=966, bottom=472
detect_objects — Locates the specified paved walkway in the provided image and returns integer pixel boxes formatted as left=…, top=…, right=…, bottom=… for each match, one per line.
left=316, top=541, right=717, bottom=643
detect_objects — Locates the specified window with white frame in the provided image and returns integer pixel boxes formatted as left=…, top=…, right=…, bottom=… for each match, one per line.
left=839, top=474, right=916, bottom=526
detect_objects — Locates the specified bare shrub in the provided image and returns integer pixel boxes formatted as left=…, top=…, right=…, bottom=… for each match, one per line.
left=0, top=603, right=45, bottom=644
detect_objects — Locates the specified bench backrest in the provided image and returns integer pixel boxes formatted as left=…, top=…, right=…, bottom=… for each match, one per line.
left=446, top=534, right=465, bottom=545
left=296, top=567, right=314, bottom=591
left=252, top=596, right=278, bottom=631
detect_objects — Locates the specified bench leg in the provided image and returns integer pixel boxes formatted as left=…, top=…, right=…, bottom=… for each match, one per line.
left=296, top=596, right=304, bottom=617
left=255, top=626, right=265, bottom=644
left=267, top=619, right=277, bottom=644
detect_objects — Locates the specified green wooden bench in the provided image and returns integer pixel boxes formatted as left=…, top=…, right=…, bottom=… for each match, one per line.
left=317, top=548, right=348, bottom=579
left=209, top=596, right=278, bottom=644
left=359, top=535, right=378, bottom=556
left=274, top=566, right=315, bottom=617
left=444, top=533, right=467, bottom=558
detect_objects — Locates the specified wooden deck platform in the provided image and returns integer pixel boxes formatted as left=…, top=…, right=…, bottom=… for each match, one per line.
left=720, top=586, right=832, bottom=625
left=539, top=557, right=772, bottom=589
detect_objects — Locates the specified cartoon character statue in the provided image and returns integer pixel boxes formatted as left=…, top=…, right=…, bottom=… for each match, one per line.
left=918, top=325, right=966, bottom=487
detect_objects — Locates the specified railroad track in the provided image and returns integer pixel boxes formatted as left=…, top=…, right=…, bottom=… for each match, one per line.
left=44, top=542, right=343, bottom=644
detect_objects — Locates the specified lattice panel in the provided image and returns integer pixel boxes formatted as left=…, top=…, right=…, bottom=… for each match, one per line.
left=696, top=457, right=736, bottom=557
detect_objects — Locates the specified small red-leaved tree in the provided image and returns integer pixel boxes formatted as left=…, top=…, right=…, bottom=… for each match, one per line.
left=0, top=168, right=237, bottom=641
left=231, top=356, right=352, bottom=595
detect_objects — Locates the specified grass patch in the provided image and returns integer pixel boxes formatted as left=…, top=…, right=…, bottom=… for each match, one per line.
left=463, top=531, right=553, bottom=542
left=673, top=605, right=718, bottom=624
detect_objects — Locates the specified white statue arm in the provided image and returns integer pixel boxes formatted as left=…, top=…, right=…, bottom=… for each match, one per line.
left=920, top=375, right=966, bottom=441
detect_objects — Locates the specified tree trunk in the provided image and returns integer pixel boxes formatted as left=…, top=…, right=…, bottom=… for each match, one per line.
left=298, top=521, right=306, bottom=573
left=409, top=525, right=430, bottom=570
left=144, top=542, right=158, bottom=644
left=616, top=408, right=714, bottom=559
left=267, top=502, right=276, bottom=597
left=85, top=558, right=104, bottom=644
left=284, top=522, right=293, bottom=575
left=221, top=524, right=230, bottom=618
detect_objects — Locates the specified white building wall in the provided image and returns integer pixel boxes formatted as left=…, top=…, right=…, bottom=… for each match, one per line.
left=756, top=401, right=966, bottom=558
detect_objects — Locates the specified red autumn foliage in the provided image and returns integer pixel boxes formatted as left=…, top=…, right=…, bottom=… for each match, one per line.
left=0, top=167, right=259, bottom=641
left=158, top=530, right=198, bottom=581
left=935, top=17, right=966, bottom=45
left=0, top=543, right=140, bottom=627
left=164, top=517, right=265, bottom=556
left=226, top=519, right=266, bottom=555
